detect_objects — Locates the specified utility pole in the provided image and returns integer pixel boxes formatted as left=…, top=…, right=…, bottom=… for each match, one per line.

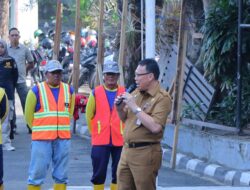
left=145, top=0, right=155, bottom=58
left=10, top=0, right=17, bottom=27
left=140, top=0, right=144, bottom=60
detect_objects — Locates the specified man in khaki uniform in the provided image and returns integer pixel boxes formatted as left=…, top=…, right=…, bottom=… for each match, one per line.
left=115, top=58, right=172, bottom=190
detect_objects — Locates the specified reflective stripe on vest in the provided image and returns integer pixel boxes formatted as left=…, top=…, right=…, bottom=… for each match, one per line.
left=91, top=85, right=125, bottom=146
left=0, top=88, right=5, bottom=144
left=32, top=82, right=71, bottom=140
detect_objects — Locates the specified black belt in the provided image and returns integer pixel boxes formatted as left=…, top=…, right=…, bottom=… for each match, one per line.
left=125, top=142, right=159, bottom=148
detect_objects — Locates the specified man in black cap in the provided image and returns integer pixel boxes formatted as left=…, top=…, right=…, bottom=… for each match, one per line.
left=85, top=60, right=125, bottom=190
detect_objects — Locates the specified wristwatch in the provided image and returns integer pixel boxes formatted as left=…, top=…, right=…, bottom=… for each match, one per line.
left=134, top=107, right=142, bottom=115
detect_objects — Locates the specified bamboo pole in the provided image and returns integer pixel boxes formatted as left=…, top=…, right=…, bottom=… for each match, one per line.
left=53, top=0, right=62, bottom=60
left=95, top=0, right=105, bottom=86
left=118, top=0, right=128, bottom=86
left=72, top=0, right=81, bottom=134
left=72, top=0, right=81, bottom=93
left=170, top=0, right=187, bottom=169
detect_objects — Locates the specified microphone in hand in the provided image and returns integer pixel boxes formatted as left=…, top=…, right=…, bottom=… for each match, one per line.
left=116, top=83, right=136, bottom=106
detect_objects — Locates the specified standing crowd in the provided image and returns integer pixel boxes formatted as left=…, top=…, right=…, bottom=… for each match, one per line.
left=0, top=27, right=172, bottom=190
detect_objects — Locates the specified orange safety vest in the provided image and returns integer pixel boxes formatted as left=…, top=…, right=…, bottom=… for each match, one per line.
left=32, top=82, right=71, bottom=140
left=91, top=85, right=125, bottom=146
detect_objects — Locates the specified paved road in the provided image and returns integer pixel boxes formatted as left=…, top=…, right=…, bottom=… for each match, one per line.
left=3, top=129, right=218, bottom=190
left=2, top=94, right=243, bottom=190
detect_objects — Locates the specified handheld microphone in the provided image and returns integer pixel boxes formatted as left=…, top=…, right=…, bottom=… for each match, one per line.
left=116, top=83, right=137, bottom=106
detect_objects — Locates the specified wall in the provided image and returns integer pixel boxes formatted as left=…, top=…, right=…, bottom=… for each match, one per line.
left=163, top=124, right=250, bottom=170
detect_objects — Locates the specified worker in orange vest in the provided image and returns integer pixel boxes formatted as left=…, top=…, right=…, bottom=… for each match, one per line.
left=24, top=60, right=75, bottom=190
left=85, top=60, right=125, bottom=190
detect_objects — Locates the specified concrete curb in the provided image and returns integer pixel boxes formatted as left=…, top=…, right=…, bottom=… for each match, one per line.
left=162, top=148, right=250, bottom=186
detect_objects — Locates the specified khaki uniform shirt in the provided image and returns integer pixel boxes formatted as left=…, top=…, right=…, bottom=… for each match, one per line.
left=123, top=82, right=172, bottom=143
left=8, top=44, right=34, bottom=84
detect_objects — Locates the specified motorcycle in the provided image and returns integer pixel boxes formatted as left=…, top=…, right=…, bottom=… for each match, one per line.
left=30, top=48, right=47, bottom=84
left=78, top=51, right=97, bottom=87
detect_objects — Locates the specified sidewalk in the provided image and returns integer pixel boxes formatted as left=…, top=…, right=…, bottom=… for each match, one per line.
left=162, top=146, right=250, bottom=186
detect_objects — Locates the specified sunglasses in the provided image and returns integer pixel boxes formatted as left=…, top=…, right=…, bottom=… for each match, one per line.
left=50, top=70, right=62, bottom=75
left=135, top=72, right=151, bottom=77
left=105, top=72, right=119, bottom=76
left=10, top=34, right=19, bottom=37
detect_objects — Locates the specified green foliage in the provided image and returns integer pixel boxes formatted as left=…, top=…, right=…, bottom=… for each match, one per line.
left=208, top=75, right=250, bottom=127
left=60, top=0, right=96, bottom=28
left=38, top=0, right=119, bottom=31
left=38, top=0, right=75, bottom=30
left=202, top=0, right=250, bottom=127
left=182, top=102, right=205, bottom=120
left=201, top=0, right=238, bottom=87
left=77, top=0, right=119, bottom=31
left=79, top=0, right=96, bottom=27
left=158, top=0, right=181, bottom=46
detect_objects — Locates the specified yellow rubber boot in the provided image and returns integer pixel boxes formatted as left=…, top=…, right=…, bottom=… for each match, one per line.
left=93, top=184, right=105, bottom=190
left=27, top=185, right=41, bottom=190
left=110, top=183, right=117, bottom=190
left=54, top=183, right=66, bottom=190
left=0, top=184, right=3, bottom=190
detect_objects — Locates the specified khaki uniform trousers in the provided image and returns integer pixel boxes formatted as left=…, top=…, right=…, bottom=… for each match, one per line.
left=117, top=143, right=162, bottom=190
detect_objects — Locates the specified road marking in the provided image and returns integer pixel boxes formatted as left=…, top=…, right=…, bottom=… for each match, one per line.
left=186, top=158, right=202, bottom=171
left=224, top=170, right=236, bottom=184
left=240, top=171, right=250, bottom=185
left=204, top=164, right=221, bottom=177
left=176, top=153, right=186, bottom=166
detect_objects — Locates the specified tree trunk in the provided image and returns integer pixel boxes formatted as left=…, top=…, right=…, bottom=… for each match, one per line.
left=125, top=1, right=142, bottom=87
left=195, top=0, right=217, bottom=72
left=113, top=0, right=141, bottom=87
left=0, top=0, right=9, bottom=40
